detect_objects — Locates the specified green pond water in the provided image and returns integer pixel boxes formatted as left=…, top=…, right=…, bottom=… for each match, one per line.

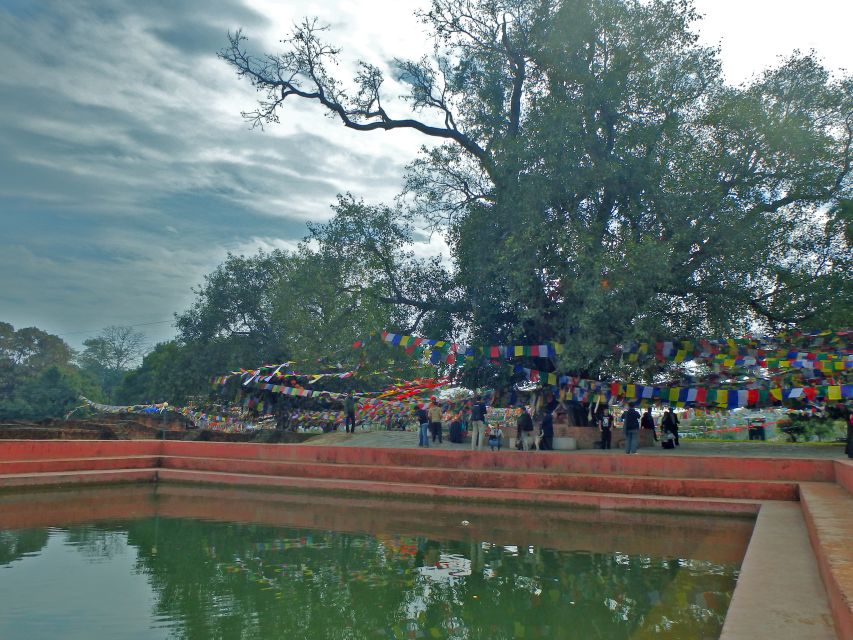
left=0, top=485, right=751, bottom=639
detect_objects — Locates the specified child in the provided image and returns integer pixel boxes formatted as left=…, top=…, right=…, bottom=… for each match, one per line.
left=487, top=425, right=503, bottom=451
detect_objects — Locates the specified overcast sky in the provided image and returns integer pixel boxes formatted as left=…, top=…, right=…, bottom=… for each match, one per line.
left=1, top=0, right=851, bottom=350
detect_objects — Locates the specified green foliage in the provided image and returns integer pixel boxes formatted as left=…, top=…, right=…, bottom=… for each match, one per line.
left=77, top=326, right=148, bottom=402
left=0, top=322, right=104, bottom=421
left=777, top=414, right=844, bottom=442
left=117, top=245, right=434, bottom=405
left=222, top=0, right=853, bottom=379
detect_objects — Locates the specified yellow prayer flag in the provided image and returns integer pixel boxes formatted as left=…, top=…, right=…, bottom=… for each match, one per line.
left=627, top=384, right=636, bottom=398
left=669, top=388, right=680, bottom=402
left=770, top=388, right=782, bottom=401
left=675, top=349, right=687, bottom=362
left=514, top=346, right=524, bottom=357
left=547, top=373, right=557, bottom=385
left=828, top=386, right=841, bottom=400
left=716, top=390, right=728, bottom=406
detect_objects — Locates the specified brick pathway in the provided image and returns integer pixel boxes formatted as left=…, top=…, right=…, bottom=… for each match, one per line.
left=305, top=428, right=847, bottom=459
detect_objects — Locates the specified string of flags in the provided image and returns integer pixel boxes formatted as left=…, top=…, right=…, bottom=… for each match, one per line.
left=617, top=331, right=850, bottom=363
left=511, top=369, right=853, bottom=408
left=352, top=331, right=564, bottom=364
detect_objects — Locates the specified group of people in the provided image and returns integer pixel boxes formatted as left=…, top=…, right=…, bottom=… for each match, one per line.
left=597, top=404, right=681, bottom=454
left=415, top=394, right=683, bottom=456
left=416, top=395, right=501, bottom=449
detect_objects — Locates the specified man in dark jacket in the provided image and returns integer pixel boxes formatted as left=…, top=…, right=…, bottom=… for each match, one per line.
left=516, top=406, right=534, bottom=450
left=539, top=409, right=554, bottom=451
left=621, top=403, right=641, bottom=454
left=344, top=392, right=357, bottom=433
left=470, top=395, right=487, bottom=450
left=601, top=409, right=614, bottom=449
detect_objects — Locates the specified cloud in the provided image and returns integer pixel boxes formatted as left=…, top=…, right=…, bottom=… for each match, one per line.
left=0, top=0, right=438, bottom=348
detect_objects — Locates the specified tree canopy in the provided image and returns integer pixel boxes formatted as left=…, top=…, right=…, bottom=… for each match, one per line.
left=0, top=322, right=103, bottom=420
left=221, top=0, right=852, bottom=375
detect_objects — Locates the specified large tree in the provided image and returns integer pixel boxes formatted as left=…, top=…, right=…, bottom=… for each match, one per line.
left=222, top=0, right=852, bottom=374
left=78, top=325, right=148, bottom=401
left=118, top=248, right=432, bottom=405
left=0, top=322, right=103, bottom=420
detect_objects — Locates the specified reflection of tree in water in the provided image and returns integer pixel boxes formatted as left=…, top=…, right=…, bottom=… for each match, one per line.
left=0, top=529, right=49, bottom=566
left=64, top=524, right=129, bottom=561
left=125, top=518, right=416, bottom=640
left=121, top=518, right=738, bottom=640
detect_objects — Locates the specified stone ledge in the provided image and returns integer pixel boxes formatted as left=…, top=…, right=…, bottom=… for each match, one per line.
left=800, top=483, right=853, bottom=640
left=721, top=502, right=836, bottom=639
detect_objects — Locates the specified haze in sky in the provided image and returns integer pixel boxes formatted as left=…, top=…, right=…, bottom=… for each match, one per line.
left=0, top=0, right=850, bottom=348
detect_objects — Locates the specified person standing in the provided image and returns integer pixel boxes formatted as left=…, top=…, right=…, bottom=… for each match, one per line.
left=470, top=395, right=487, bottom=450
left=539, top=409, right=554, bottom=451
left=845, top=407, right=853, bottom=459
left=641, top=408, right=658, bottom=442
left=661, top=408, right=680, bottom=446
left=487, top=425, right=503, bottom=451
left=516, top=406, right=535, bottom=451
left=599, top=409, right=613, bottom=450
left=416, top=405, right=430, bottom=447
left=621, top=403, right=641, bottom=454
left=428, top=398, right=443, bottom=444
left=344, top=392, right=357, bottom=433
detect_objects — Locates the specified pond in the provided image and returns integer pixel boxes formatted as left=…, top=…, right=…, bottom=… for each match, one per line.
left=0, top=484, right=752, bottom=639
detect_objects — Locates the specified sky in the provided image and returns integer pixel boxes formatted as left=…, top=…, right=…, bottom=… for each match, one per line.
left=1, top=0, right=851, bottom=351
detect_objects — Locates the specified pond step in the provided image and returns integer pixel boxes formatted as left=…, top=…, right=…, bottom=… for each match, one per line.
left=799, top=483, right=853, bottom=640
left=158, top=454, right=799, bottom=501
left=155, top=467, right=761, bottom=515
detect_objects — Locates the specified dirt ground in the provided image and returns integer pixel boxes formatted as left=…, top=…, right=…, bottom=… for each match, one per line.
left=0, top=416, right=314, bottom=443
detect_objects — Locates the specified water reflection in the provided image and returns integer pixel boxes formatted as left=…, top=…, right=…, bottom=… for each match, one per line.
left=0, top=486, right=750, bottom=640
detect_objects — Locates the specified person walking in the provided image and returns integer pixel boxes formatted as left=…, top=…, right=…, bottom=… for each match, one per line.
left=516, top=406, right=535, bottom=451
left=539, top=409, right=554, bottom=451
left=428, top=398, right=443, bottom=444
left=416, top=405, right=430, bottom=447
left=470, top=395, right=487, bottom=450
left=344, top=392, right=357, bottom=433
left=599, top=409, right=613, bottom=449
left=621, top=403, right=641, bottom=454
left=661, top=408, right=680, bottom=446
left=641, top=408, right=658, bottom=442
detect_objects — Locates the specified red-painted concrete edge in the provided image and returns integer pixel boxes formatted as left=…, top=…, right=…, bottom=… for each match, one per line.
left=155, top=468, right=761, bottom=515
left=0, top=440, right=834, bottom=481
left=834, top=460, right=853, bottom=496
left=0, top=468, right=158, bottom=488
left=160, top=441, right=835, bottom=481
left=159, top=455, right=799, bottom=501
left=800, top=484, right=853, bottom=640
left=0, top=456, right=159, bottom=475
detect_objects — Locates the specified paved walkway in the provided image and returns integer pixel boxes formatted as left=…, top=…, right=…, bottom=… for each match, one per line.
left=305, top=429, right=848, bottom=459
